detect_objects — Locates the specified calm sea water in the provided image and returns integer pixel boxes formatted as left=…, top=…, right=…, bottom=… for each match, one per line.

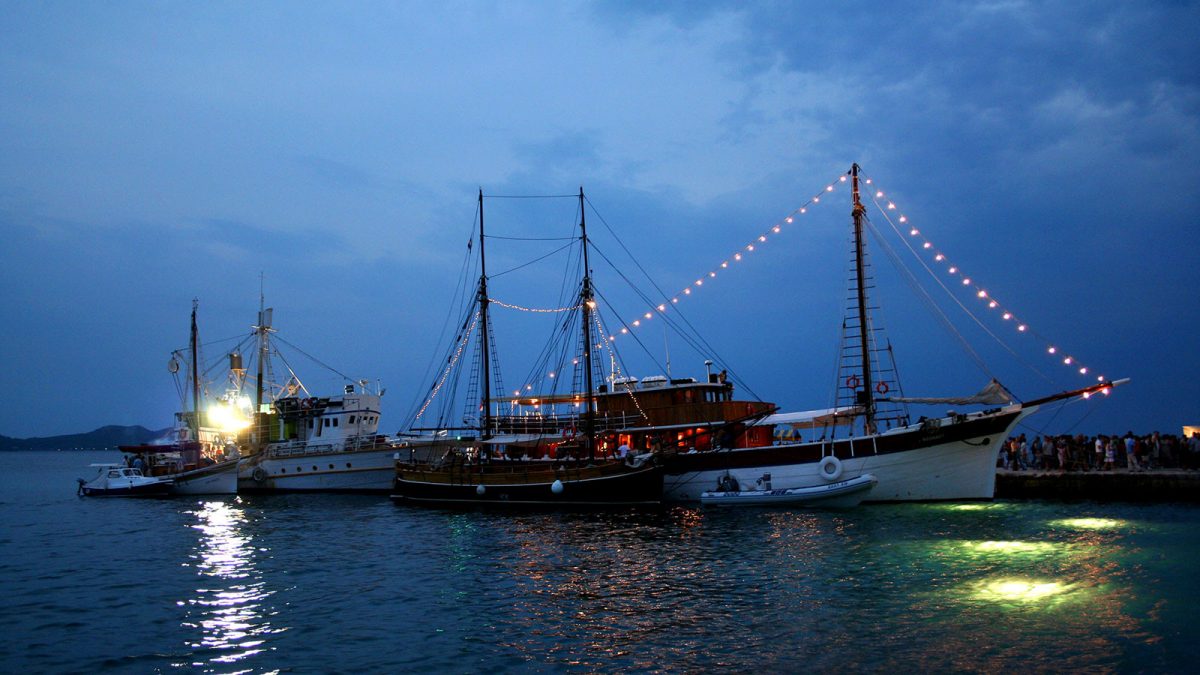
left=1, top=450, right=1197, bottom=673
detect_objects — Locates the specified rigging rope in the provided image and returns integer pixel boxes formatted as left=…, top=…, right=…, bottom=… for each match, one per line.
left=490, top=240, right=576, bottom=278
left=869, top=196, right=1057, bottom=386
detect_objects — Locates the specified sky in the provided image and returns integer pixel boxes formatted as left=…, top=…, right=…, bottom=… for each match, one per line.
left=1, top=1, right=1198, bottom=439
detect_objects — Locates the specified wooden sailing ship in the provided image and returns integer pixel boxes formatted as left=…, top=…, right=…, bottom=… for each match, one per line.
left=390, top=189, right=663, bottom=506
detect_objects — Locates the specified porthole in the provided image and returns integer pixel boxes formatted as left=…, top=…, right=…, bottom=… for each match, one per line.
left=328, top=464, right=334, bottom=469
left=313, top=466, right=318, bottom=471
left=346, top=463, right=352, bottom=468
left=281, top=468, right=287, bottom=473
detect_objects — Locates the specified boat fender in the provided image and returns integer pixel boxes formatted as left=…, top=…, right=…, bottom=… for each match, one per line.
left=252, top=466, right=268, bottom=482
left=551, top=479, right=564, bottom=495
left=476, top=484, right=486, bottom=495
left=819, top=455, right=843, bottom=481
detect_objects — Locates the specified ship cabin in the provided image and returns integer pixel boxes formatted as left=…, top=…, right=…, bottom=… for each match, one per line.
left=496, top=373, right=777, bottom=457
left=267, top=383, right=383, bottom=447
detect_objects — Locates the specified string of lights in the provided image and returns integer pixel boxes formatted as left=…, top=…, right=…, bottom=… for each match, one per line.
left=861, top=172, right=1107, bottom=388
left=491, top=298, right=581, bottom=313
left=587, top=165, right=1108, bottom=398
left=606, top=171, right=850, bottom=342
left=413, top=311, right=479, bottom=421
left=591, top=311, right=650, bottom=422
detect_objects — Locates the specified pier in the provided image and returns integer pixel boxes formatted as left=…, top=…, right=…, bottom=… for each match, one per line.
left=995, top=468, right=1200, bottom=502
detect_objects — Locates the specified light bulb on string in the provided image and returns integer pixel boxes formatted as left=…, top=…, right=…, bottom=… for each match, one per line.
left=867, top=170, right=1108, bottom=384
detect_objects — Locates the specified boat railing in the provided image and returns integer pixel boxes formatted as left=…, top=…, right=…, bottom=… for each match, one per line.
left=268, top=434, right=388, bottom=458
left=489, top=411, right=643, bottom=436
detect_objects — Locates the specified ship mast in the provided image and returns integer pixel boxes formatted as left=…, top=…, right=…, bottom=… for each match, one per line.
left=578, top=187, right=597, bottom=461
left=477, top=189, right=493, bottom=441
left=851, top=163, right=877, bottom=433
left=190, top=298, right=200, bottom=436
left=253, top=275, right=273, bottom=448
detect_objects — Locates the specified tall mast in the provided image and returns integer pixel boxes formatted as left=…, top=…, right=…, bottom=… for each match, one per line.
left=477, top=189, right=493, bottom=440
left=851, top=163, right=876, bottom=433
left=578, top=187, right=597, bottom=461
left=190, top=298, right=200, bottom=435
left=256, top=278, right=265, bottom=419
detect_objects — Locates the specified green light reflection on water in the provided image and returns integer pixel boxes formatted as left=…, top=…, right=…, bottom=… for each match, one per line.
left=971, top=578, right=1075, bottom=603
left=1051, top=517, right=1127, bottom=530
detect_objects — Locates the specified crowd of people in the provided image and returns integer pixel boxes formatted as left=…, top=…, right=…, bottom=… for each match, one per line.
left=1000, top=431, right=1200, bottom=471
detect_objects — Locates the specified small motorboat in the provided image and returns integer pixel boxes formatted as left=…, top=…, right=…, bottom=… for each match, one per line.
left=700, top=473, right=878, bottom=508
left=77, top=464, right=173, bottom=497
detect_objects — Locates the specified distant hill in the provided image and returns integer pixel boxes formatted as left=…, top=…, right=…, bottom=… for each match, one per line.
left=0, top=425, right=172, bottom=451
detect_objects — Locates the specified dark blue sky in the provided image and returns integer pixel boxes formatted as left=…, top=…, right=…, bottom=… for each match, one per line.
left=2, top=1, right=1197, bottom=438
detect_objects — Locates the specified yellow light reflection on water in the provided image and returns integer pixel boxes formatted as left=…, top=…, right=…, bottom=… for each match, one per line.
left=1053, top=517, right=1126, bottom=530
left=975, top=578, right=1068, bottom=602
left=972, top=540, right=1058, bottom=554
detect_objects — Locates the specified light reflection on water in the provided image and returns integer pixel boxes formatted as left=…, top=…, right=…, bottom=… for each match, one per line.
left=3, top=451, right=1197, bottom=674
left=178, top=499, right=280, bottom=670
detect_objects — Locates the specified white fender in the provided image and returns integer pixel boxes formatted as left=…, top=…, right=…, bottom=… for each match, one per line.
left=818, top=455, right=843, bottom=481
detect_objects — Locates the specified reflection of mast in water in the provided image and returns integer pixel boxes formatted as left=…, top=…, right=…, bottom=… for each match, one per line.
left=180, top=500, right=279, bottom=667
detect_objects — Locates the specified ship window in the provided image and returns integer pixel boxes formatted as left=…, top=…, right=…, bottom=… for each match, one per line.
left=308, top=420, right=313, bottom=429
left=350, top=415, right=356, bottom=423
left=333, top=418, right=339, bottom=427
left=313, top=466, right=318, bottom=471
left=324, top=418, right=330, bottom=427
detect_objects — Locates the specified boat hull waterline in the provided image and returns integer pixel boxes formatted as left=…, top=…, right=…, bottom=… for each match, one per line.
left=239, top=444, right=401, bottom=494
left=665, top=407, right=1031, bottom=503
left=391, top=461, right=663, bottom=506
left=168, top=459, right=239, bottom=495
left=700, top=473, right=878, bottom=507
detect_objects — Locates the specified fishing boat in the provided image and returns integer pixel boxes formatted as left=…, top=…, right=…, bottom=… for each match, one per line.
left=77, top=464, right=173, bottom=497
left=699, top=473, right=878, bottom=508
left=390, top=189, right=664, bottom=507
left=110, top=300, right=239, bottom=495
left=231, top=299, right=404, bottom=493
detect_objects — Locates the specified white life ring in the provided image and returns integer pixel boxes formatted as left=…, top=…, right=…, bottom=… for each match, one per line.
left=252, top=466, right=268, bottom=482
left=818, top=455, right=843, bottom=481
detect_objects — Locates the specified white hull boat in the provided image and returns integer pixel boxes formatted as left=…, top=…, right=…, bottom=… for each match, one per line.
left=666, top=405, right=1033, bottom=503
left=77, top=464, right=172, bottom=498
left=169, top=459, right=240, bottom=495
left=240, top=441, right=398, bottom=493
left=701, top=473, right=877, bottom=507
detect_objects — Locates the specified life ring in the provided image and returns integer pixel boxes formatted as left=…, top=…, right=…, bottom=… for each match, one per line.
left=818, top=455, right=843, bottom=481
left=876, top=382, right=890, bottom=395
left=252, top=466, right=268, bottom=482
left=846, top=375, right=860, bottom=389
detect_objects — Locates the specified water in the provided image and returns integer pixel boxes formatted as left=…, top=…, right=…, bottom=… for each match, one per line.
left=2, top=451, right=1197, bottom=673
